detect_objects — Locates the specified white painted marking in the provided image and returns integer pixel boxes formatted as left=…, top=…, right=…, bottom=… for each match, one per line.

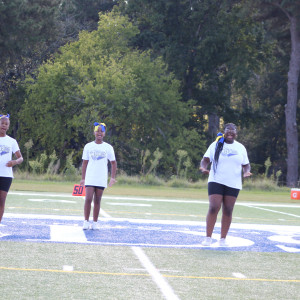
left=244, top=205, right=300, bottom=218
left=106, top=202, right=152, bottom=207
left=178, top=231, right=254, bottom=248
left=63, top=265, right=74, bottom=271
left=100, top=208, right=111, bottom=218
left=232, top=272, right=246, bottom=278
left=4, top=213, right=300, bottom=233
left=28, top=199, right=76, bottom=203
left=276, top=245, right=300, bottom=253
left=50, top=225, right=87, bottom=243
left=268, top=235, right=300, bottom=245
left=132, top=246, right=180, bottom=300
left=9, top=191, right=300, bottom=208
left=100, top=208, right=180, bottom=300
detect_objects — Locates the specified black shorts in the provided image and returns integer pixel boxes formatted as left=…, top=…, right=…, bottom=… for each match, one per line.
left=208, top=182, right=240, bottom=197
left=85, top=185, right=105, bottom=190
left=0, top=177, right=13, bottom=193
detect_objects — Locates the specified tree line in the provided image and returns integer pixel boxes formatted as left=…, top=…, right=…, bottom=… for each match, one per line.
left=0, top=0, right=299, bottom=186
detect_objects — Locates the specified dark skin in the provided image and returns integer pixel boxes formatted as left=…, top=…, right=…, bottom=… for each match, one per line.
left=0, top=118, right=23, bottom=223
left=199, top=126, right=252, bottom=239
left=80, top=126, right=117, bottom=222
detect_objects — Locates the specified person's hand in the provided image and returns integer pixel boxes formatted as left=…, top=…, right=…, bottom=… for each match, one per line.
left=243, top=172, right=252, bottom=178
left=6, top=160, right=15, bottom=167
left=199, top=167, right=209, bottom=175
left=79, top=179, right=85, bottom=186
left=108, top=178, right=117, bottom=187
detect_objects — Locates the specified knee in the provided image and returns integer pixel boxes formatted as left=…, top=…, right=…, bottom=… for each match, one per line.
left=223, top=206, right=234, bottom=217
left=84, top=198, right=93, bottom=205
left=208, top=205, right=220, bottom=215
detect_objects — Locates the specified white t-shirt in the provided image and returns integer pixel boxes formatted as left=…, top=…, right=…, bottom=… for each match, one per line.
left=204, top=140, right=249, bottom=189
left=0, top=135, right=20, bottom=178
left=82, top=141, right=116, bottom=188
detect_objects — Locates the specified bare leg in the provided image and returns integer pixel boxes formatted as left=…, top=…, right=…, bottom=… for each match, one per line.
left=220, top=195, right=237, bottom=239
left=84, top=187, right=95, bottom=221
left=206, top=194, right=223, bottom=237
left=93, top=189, right=104, bottom=222
left=0, top=190, right=8, bottom=223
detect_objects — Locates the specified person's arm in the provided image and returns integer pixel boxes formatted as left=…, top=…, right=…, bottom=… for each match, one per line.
left=199, top=157, right=210, bottom=175
left=80, top=160, right=88, bottom=186
left=108, top=160, right=117, bottom=187
left=242, top=163, right=252, bottom=177
left=6, top=150, right=23, bottom=167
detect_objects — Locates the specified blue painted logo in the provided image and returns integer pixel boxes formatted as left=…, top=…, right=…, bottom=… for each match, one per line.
left=1, top=215, right=299, bottom=253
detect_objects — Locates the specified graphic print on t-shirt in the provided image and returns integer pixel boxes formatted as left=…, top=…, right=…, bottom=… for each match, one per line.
left=90, top=150, right=107, bottom=161
left=0, top=145, right=10, bottom=156
left=221, top=148, right=238, bottom=157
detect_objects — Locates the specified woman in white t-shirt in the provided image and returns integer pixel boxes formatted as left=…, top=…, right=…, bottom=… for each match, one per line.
left=199, top=123, right=251, bottom=246
left=80, top=122, right=117, bottom=230
left=0, top=114, right=23, bottom=223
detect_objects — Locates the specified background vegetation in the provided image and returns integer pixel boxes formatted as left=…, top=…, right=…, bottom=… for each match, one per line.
left=1, top=1, right=299, bottom=186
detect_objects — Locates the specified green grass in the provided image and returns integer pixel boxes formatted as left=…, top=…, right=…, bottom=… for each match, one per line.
left=1, top=180, right=300, bottom=300
left=10, top=178, right=297, bottom=203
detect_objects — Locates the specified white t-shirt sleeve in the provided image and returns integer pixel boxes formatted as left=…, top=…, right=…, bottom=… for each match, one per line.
left=107, top=144, right=116, bottom=161
left=203, top=142, right=216, bottom=161
left=12, top=139, right=20, bottom=154
left=82, top=145, right=89, bottom=160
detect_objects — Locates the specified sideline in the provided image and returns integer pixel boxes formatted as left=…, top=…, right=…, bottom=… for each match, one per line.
left=9, top=191, right=300, bottom=207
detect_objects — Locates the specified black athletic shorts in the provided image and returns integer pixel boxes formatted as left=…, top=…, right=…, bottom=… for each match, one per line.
left=85, top=185, right=105, bottom=190
left=0, top=177, right=13, bottom=193
left=208, top=182, right=240, bottom=197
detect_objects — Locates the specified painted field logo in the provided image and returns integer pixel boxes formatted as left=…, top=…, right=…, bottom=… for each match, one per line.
left=1, top=214, right=300, bottom=253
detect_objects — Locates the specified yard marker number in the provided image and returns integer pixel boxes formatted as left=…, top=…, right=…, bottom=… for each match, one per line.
left=72, top=184, right=85, bottom=196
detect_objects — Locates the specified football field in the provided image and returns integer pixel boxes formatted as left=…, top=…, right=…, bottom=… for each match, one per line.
left=0, top=190, right=299, bottom=299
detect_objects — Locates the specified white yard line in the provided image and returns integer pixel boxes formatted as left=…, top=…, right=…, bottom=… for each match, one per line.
left=101, top=208, right=180, bottom=300
left=132, top=246, right=180, bottom=300
left=9, top=191, right=300, bottom=208
left=243, top=205, right=300, bottom=218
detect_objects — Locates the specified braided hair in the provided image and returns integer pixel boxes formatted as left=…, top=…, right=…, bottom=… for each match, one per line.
left=213, top=123, right=237, bottom=174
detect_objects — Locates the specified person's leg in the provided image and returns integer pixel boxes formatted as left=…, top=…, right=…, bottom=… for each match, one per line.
left=206, top=194, right=223, bottom=237
left=0, top=190, right=8, bottom=223
left=220, top=195, right=237, bottom=239
left=92, top=188, right=104, bottom=222
left=84, top=187, right=95, bottom=221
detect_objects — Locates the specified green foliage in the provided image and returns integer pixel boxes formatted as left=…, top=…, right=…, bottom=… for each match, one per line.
left=264, top=157, right=272, bottom=178
left=46, top=150, right=60, bottom=175
left=146, top=148, right=163, bottom=176
left=63, top=152, right=79, bottom=181
left=24, top=139, right=33, bottom=172
left=176, top=150, right=188, bottom=178
left=28, top=151, right=48, bottom=174
left=20, top=9, right=192, bottom=176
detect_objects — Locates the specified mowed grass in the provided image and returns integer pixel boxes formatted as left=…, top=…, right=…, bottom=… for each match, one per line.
left=0, top=180, right=299, bottom=300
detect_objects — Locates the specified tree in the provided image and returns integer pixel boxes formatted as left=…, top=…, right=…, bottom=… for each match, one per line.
left=20, top=10, right=192, bottom=175
left=120, top=0, right=271, bottom=135
left=251, top=0, right=300, bottom=186
left=0, top=0, right=60, bottom=107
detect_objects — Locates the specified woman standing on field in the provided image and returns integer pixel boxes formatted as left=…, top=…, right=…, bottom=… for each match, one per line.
left=0, top=114, right=23, bottom=224
left=80, top=122, right=117, bottom=230
left=199, top=123, right=251, bottom=246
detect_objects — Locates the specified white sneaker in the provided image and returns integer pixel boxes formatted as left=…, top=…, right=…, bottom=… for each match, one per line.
left=91, top=221, right=100, bottom=230
left=201, top=237, right=212, bottom=246
left=219, top=238, right=229, bottom=247
left=83, top=220, right=90, bottom=230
